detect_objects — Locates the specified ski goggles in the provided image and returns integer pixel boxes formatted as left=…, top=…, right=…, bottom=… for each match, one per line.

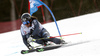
left=23, top=21, right=30, bottom=25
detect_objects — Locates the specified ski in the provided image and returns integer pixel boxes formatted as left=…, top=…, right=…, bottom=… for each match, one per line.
left=21, top=43, right=67, bottom=54
left=36, top=45, right=61, bottom=52
left=21, top=49, right=36, bottom=54
left=21, top=45, right=62, bottom=54
left=21, top=40, right=89, bottom=54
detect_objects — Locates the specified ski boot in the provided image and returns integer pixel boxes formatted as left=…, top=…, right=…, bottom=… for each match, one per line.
left=42, top=41, right=54, bottom=47
left=60, top=40, right=67, bottom=44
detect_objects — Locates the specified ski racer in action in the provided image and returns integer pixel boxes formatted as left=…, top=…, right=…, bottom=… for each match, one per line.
left=20, top=13, right=65, bottom=50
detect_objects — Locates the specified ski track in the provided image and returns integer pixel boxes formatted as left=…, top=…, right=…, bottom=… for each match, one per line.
left=0, top=12, right=100, bottom=56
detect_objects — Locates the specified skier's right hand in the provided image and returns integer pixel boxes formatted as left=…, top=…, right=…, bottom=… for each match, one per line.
left=29, top=35, right=36, bottom=41
left=27, top=37, right=36, bottom=43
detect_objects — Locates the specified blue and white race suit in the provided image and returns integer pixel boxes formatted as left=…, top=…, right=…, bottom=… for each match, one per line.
left=20, top=19, right=61, bottom=49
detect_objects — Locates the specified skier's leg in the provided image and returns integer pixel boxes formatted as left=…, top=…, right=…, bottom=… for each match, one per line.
left=41, top=28, right=64, bottom=44
left=46, top=38, right=62, bottom=44
left=33, top=35, right=45, bottom=45
left=40, top=28, right=50, bottom=43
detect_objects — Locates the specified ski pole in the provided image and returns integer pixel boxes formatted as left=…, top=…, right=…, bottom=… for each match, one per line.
left=32, top=37, right=51, bottom=41
left=32, top=32, right=82, bottom=41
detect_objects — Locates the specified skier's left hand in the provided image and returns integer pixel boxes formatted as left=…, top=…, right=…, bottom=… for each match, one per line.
left=27, top=37, right=33, bottom=43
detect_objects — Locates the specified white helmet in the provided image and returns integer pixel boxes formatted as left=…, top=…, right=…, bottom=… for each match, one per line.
left=21, top=13, right=31, bottom=25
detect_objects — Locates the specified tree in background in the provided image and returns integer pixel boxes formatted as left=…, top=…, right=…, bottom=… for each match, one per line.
left=0, top=0, right=100, bottom=22
left=10, top=0, right=16, bottom=30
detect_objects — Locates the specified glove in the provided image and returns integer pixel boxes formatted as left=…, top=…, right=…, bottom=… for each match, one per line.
left=29, top=35, right=36, bottom=41
left=27, top=37, right=33, bottom=43
left=27, top=36, right=36, bottom=43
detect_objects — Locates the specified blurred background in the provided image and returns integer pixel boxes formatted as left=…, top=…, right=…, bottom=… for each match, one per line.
left=0, top=0, right=100, bottom=33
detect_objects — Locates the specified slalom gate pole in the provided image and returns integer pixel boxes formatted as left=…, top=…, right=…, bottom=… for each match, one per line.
left=32, top=32, right=82, bottom=41
left=53, top=32, right=82, bottom=37
left=37, top=0, right=62, bottom=39
left=40, top=0, right=46, bottom=23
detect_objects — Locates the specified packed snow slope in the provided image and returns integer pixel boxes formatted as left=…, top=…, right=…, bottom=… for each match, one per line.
left=0, top=12, right=100, bottom=56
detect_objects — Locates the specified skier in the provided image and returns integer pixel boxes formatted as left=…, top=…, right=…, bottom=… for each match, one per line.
left=20, top=13, right=65, bottom=50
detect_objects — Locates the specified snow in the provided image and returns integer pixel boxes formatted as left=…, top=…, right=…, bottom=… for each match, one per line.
left=0, top=12, right=100, bottom=56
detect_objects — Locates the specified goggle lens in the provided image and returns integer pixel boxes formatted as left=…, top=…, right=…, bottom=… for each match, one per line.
left=23, top=21, right=30, bottom=25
